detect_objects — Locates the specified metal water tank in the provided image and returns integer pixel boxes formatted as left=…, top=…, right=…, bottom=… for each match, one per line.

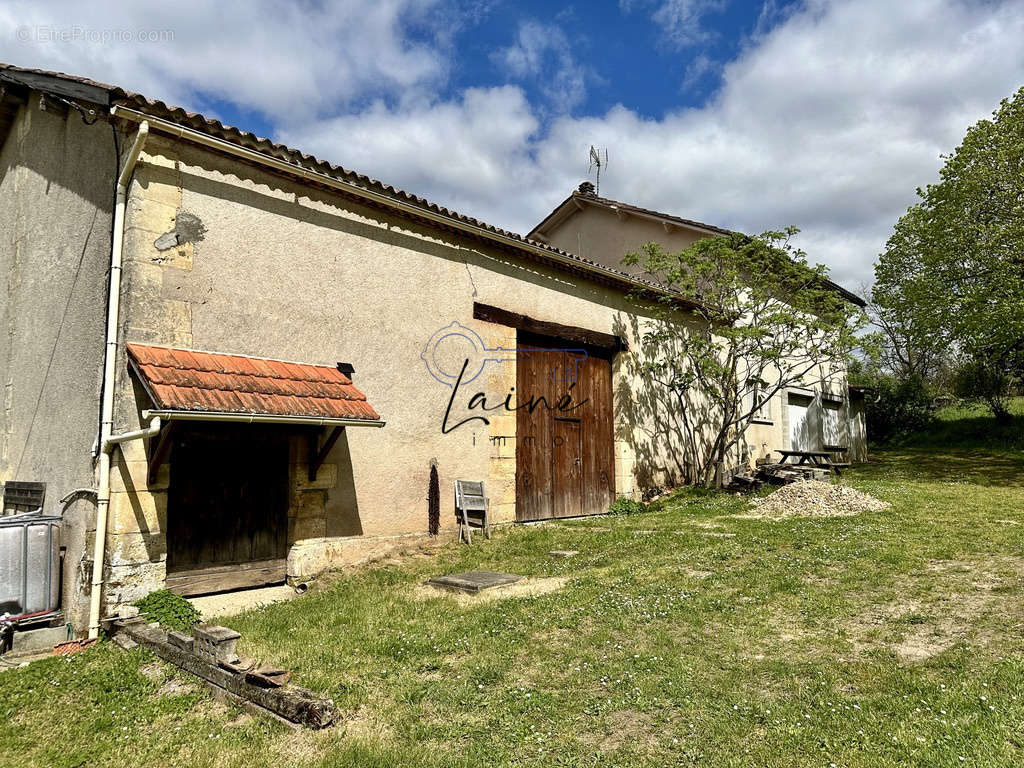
left=0, top=513, right=61, bottom=618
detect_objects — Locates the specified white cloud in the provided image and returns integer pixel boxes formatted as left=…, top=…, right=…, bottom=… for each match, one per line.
left=621, top=0, right=726, bottom=49
left=492, top=20, right=587, bottom=113
left=288, top=0, right=1024, bottom=290
left=682, top=53, right=716, bottom=89
left=281, top=86, right=541, bottom=219
left=0, top=0, right=448, bottom=121
left=3, top=0, right=1023, bottom=291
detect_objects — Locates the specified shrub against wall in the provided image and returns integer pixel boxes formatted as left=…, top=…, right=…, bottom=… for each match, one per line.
left=134, top=589, right=202, bottom=632
left=864, top=374, right=935, bottom=445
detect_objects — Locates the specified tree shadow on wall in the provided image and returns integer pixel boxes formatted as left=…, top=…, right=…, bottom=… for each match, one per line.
left=613, top=313, right=720, bottom=495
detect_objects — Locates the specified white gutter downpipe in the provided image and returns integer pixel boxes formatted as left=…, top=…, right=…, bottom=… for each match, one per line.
left=89, top=121, right=150, bottom=640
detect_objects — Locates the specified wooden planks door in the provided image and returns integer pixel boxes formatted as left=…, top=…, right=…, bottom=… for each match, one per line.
left=552, top=419, right=583, bottom=518
left=166, top=427, right=289, bottom=596
left=516, top=331, right=614, bottom=521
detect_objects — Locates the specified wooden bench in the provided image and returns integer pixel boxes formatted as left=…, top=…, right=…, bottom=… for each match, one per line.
left=454, top=480, right=491, bottom=544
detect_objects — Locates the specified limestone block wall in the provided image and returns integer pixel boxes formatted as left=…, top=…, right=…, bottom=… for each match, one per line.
left=99, top=129, right=764, bottom=606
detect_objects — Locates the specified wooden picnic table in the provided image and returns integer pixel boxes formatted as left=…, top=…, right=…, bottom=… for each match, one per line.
left=776, top=449, right=846, bottom=476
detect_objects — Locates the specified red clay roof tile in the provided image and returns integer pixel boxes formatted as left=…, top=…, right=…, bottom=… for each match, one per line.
left=126, top=343, right=381, bottom=422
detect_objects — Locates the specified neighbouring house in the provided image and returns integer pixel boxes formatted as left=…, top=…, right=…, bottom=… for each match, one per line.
left=0, top=64, right=866, bottom=636
left=529, top=182, right=869, bottom=471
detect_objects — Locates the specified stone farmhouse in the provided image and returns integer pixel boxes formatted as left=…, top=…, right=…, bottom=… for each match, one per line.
left=0, top=64, right=865, bottom=637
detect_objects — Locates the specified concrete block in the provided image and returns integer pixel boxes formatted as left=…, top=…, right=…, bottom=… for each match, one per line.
left=113, top=633, right=138, bottom=650
left=10, top=625, right=67, bottom=654
left=193, top=624, right=241, bottom=664
left=167, top=630, right=193, bottom=652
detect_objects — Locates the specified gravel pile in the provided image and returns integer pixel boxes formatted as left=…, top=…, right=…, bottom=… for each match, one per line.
left=749, top=480, right=890, bottom=519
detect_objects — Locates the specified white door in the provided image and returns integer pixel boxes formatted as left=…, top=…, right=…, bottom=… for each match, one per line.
left=822, top=400, right=843, bottom=449
left=788, top=393, right=815, bottom=450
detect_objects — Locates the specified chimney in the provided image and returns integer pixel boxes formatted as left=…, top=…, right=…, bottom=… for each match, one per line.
left=577, top=181, right=596, bottom=197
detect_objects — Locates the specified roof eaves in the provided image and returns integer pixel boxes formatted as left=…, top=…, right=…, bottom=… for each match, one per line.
left=0, top=62, right=701, bottom=309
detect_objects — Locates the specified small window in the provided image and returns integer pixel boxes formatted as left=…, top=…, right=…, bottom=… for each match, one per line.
left=749, top=382, right=773, bottom=423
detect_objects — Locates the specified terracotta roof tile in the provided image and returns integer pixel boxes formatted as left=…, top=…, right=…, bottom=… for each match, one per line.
left=0, top=63, right=689, bottom=300
left=127, top=343, right=381, bottom=422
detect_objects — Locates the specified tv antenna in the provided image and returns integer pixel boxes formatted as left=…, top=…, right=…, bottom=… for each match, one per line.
left=588, top=146, right=608, bottom=196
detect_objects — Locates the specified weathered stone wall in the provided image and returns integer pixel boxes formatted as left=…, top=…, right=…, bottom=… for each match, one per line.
left=0, top=94, right=118, bottom=629
left=101, top=132, right=696, bottom=600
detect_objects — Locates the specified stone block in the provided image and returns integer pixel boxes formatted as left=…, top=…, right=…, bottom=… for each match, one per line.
left=286, top=532, right=438, bottom=581
left=294, top=462, right=336, bottom=490
left=489, top=436, right=516, bottom=459
left=491, top=502, right=515, bottom=525
left=113, top=634, right=138, bottom=650
left=110, top=458, right=170, bottom=493
left=122, top=325, right=193, bottom=348
left=290, top=491, right=327, bottom=522
left=109, top=489, right=166, bottom=535
left=125, top=197, right=179, bottom=237
left=291, top=516, right=327, bottom=541
left=107, top=531, right=167, bottom=566
left=103, top=560, right=167, bottom=608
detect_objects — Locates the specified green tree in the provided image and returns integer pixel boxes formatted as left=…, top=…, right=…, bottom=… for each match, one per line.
left=624, top=228, right=865, bottom=488
left=875, top=86, right=1024, bottom=421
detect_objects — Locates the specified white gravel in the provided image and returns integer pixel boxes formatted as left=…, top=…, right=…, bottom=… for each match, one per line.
left=748, top=480, right=890, bottom=519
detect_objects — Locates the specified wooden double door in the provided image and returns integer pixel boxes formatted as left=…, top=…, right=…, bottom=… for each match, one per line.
left=166, top=426, right=290, bottom=595
left=515, top=331, right=615, bottom=521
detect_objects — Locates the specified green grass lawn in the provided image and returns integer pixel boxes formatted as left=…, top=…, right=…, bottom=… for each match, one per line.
left=3, top=406, right=1023, bottom=767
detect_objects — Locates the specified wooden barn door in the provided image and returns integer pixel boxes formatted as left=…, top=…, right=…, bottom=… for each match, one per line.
left=166, top=426, right=289, bottom=595
left=516, top=331, right=614, bottom=521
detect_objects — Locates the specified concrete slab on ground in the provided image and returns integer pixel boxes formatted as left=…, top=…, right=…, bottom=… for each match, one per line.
left=188, top=585, right=298, bottom=619
left=9, top=625, right=68, bottom=655
left=426, top=570, right=522, bottom=594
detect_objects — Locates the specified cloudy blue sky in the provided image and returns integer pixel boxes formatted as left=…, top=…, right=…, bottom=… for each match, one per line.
left=3, top=0, right=1024, bottom=288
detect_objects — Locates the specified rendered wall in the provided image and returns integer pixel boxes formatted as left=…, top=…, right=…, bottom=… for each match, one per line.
left=0, top=94, right=117, bottom=629
left=102, top=134, right=679, bottom=607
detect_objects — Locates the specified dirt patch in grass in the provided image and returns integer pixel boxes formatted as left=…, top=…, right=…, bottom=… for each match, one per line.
left=846, top=556, right=1024, bottom=663
left=581, top=709, right=656, bottom=754
left=411, top=576, right=569, bottom=605
left=268, top=724, right=330, bottom=764
left=341, top=705, right=396, bottom=742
